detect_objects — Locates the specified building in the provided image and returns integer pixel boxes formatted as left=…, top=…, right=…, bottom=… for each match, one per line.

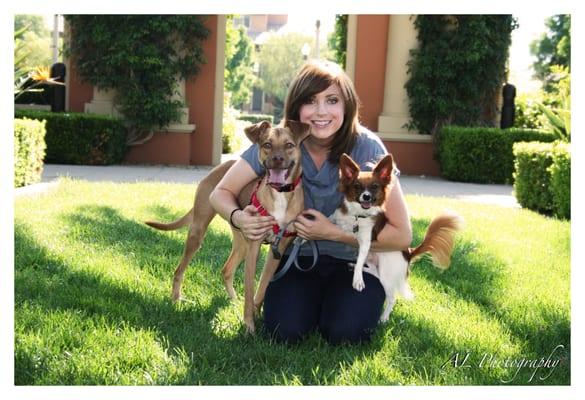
left=65, top=15, right=440, bottom=175
left=234, top=14, right=288, bottom=41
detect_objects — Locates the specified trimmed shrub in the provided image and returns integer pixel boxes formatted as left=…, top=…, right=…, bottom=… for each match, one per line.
left=14, top=118, right=46, bottom=187
left=513, top=142, right=554, bottom=214
left=238, top=114, right=274, bottom=124
left=549, top=142, right=571, bottom=219
left=223, top=93, right=242, bottom=154
left=514, top=93, right=546, bottom=130
left=15, top=110, right=127, bottom=165
left=436, top=125, right=556, bottom=184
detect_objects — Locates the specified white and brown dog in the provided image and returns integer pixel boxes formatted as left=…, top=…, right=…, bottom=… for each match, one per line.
left=146, top=120, right=310, bottom=333
left=330, top=153, right=462, bottom=322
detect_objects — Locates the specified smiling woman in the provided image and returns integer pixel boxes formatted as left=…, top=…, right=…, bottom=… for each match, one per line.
left=299, top=85, right=344, bottom=147
left=284, top=61, right=361, bottom=164
left=210, top=60, right=412, bottom=345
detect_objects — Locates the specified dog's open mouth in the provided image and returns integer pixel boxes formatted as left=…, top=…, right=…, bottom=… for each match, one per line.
left=267, top=168, right=290, bottom=188
left=360, top=201, right=372, bottom=210
left=265, top=160, right=295, bottom=189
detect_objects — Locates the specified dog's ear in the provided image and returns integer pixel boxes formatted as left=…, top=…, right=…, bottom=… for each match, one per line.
left=285, top=120, right=311, bottom=143
left=339, top=153, right=360, bottom=182
left=244, top=120, right=271, bottom=144
left=372, top=154, right=395, bottom=184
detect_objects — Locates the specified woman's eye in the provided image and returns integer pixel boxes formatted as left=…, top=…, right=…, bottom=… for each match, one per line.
left=327, top=97, right=339, bottom=104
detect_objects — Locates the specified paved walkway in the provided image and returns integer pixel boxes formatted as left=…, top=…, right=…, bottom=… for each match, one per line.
left=17, top=156, right=519, bottom=208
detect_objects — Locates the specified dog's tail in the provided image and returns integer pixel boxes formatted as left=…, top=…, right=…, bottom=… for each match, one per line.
left=406, top=212, right=463, bottom=270
left=145, top=208, right=194, bottom=231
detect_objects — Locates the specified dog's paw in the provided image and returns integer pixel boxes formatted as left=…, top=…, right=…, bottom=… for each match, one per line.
left=379, top=301, right=395, bottom=323
left=244, top=319, right=256, bottom=335
left=171, top=290, right=182, bottom=303
left=253, top=302, right=263, bottom=317
left=352, top=276, right=366, bottom=292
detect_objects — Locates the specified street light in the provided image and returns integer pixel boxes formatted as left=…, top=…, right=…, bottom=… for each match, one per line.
left=301, top=43, right=311, bottom=61
left=315, top=20, right=320, bottom=59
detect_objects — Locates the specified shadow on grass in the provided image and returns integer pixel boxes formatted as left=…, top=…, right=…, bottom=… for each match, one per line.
left=15, top=207, right=385, bottom=385
left=14, top=205, right=570, bottom=385
left=392, top=218, right=570, bottom=384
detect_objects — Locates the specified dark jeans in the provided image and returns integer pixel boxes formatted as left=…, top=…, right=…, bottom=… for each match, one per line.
left=263, top=255, right=385, bottom=345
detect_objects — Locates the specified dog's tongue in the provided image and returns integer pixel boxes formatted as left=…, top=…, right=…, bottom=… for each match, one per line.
left=267, top=169, right=288, bottom=186
left=361, top=202, right=372, bottom=210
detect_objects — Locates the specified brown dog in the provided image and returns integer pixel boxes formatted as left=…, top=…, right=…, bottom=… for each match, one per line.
left=145, top=121, right=310, bottom=333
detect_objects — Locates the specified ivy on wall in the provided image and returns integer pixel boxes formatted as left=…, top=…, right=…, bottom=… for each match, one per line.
left=65, top=16, right=210, bottom=144
left=405, top=15, right=517, bottom=135
left=328, top=15, right=348, bottom=69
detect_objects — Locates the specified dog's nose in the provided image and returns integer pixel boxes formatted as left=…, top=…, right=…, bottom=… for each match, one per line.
left=362, top=192, right=372, bottom=202
left=271, top=155, right=284, bottom=164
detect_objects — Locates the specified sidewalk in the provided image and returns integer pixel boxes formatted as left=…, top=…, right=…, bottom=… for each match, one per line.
left=18, top=156, right=519, bottom=208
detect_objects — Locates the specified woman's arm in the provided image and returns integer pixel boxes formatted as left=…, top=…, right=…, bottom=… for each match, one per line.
left=369, top=178, right=412, bottom=251
left=209, top=158, right=275, bottom=241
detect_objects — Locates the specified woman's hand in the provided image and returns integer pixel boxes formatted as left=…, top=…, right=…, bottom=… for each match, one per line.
left=294, top=209, right=353, bottom=243
left=233, top=205, right=276, bottom=241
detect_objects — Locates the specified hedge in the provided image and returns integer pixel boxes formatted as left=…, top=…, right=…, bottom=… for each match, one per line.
left=436, top=126, right=556, bottom=184
left=15, top=110, right=128, bottom=165
left=512, top=142, right=555, bottom=214
left=14, top=118, right=46, bottom=187
left=549, top=142, right=571, bottom=219
left=238, top=114, right=274, bottom=124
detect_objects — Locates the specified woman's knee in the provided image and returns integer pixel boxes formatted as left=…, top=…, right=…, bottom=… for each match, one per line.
left=319, top=320, right=376, bottom=345
left=263, top=319, right=315, bottom=344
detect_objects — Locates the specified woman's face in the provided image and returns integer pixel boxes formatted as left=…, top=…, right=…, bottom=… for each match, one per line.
left=299, top=84, right=345, bottom=145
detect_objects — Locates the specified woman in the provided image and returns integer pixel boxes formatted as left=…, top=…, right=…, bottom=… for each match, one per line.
left=210, top=60, right=412, bottom=344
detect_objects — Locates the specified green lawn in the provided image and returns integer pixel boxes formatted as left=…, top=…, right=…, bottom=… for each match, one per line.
left=14, top=179, right=570, bottom=385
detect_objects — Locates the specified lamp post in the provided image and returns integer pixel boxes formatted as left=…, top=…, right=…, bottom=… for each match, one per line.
left=301, top=43, right=310, bottom=61
left=315, top=20, right=320, bottom=60
left=52, top=15, right=59, bottom=64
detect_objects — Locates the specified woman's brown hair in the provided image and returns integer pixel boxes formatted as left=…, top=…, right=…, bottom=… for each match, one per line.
left=284, top=60, right=361, bottom=163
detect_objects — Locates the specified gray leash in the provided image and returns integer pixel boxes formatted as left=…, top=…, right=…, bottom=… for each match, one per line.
left=271, top=237, right=319, bottom=282
left=270, top=219, right=319, bottom=282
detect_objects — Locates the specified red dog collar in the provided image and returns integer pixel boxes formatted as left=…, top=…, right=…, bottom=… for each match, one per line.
left=250, top=174, right=302, bottom=238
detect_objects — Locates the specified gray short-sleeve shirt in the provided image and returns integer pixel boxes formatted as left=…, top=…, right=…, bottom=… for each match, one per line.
left=241, top=127, right=391, bottom=261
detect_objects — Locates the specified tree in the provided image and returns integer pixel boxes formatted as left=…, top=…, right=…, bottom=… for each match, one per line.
left=14, top=25, right=29, bottom=85
left=14, top=17, right=57, bottom=105
left=19, top=32, right=52, bottom=69
left=65, top=16, right=209, bottom=145
left=405, top=15, right=517, bottom=135
left=224, top=17, right=256, bottom=109
left=257, top=32, right=313, bottom=106
left=15, top=15, right=49, bottom=37
left=328, top=15, right=347, bottom=68
left=530, top=15, right=570, bottom=92
left=14, top=15, right=52, bottom=70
